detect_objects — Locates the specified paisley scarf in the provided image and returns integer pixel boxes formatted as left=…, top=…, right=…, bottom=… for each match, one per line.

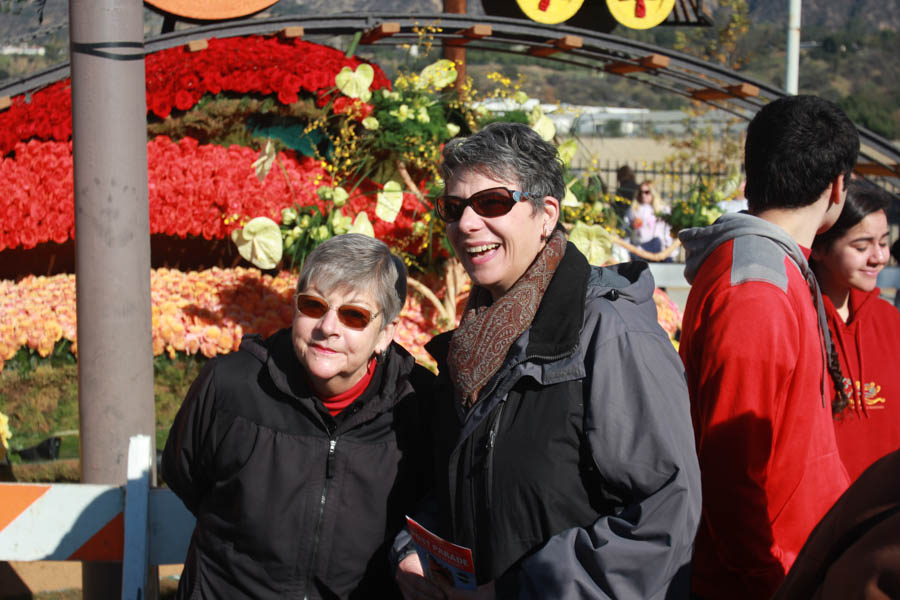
left=448, top=229, right=567, bottom=408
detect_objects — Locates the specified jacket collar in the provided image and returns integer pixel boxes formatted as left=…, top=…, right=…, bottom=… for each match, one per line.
left=241, top=328, right=415, bottom=429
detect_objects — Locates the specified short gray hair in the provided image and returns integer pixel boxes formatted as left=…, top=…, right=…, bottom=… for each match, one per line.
left=296, top=234, right=407, bottom=326
left=440, top=122, right=565, bottom=212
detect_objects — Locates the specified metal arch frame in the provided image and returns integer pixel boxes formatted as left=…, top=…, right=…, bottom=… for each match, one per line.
left=1, top=12, right=897, bottom=169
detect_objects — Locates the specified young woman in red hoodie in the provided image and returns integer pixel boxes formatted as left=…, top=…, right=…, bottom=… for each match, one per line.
left=812, top=179, right=900, bottom=482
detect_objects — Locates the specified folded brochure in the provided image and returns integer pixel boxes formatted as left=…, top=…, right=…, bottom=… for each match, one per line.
left=405, top=516, right=476, bottom=590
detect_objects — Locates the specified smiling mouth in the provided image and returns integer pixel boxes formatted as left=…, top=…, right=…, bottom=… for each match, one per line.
left=467, top=243, right=500, bottom=256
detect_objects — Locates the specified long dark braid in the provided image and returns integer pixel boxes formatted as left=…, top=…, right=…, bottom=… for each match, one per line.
left=828, top=340, right=849, bottom=416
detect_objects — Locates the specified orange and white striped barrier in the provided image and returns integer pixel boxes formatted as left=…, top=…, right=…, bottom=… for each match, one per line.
left=0, top=435, right=195, bottom=598
left=0, top=482, right=125, bottom=561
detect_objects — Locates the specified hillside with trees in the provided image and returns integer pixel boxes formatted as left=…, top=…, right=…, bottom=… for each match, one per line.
left=0, top=0, right=897, bottom=137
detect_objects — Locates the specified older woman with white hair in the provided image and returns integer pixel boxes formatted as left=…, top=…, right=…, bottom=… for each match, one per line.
left=163, top=233, right=433, bottom=599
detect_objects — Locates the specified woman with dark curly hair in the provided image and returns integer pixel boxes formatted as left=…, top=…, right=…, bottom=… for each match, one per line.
left=811, top=179, right=900, bottom=482
left=394, top=122, right=700, bottom=599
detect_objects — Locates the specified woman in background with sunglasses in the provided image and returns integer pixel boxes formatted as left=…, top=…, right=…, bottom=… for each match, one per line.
left=394, top=122, right=700, bottom=599
left=163, top=234, right=434, bottom=599
left=626, top=180, right=672, bottom=261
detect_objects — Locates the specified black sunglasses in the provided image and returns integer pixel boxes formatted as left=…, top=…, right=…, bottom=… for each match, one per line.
left=295, top=294, right=379, bottom=330
left=436, top=186, right=537, bottom=223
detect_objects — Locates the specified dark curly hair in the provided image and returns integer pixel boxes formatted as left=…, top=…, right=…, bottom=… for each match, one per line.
left=439, top=122, right=565, bottom=212
left=745, top=95, right=859, bottom=212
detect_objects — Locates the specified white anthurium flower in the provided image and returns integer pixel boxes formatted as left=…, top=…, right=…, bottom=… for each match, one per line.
left=531, top=115, right=556, bottom=141
left=446, top=122, right=461, bottom=138
left=281, top=206, right=298, bottom=225
left=416, top=106, right=430, bottom=123
left=331, top=211, right=353, bottom=235
left=557, top=139, right=578, bottom=166
left=376, top=181, right=404, bottom=223
left=417, top=59, right=458, bottom=90
left=335, top=63, right=374, bottom=101
left=349, top=211, right=375, bottom=237
left=251, top=139, right=277, bottom=182
left=362, top=116, right=380, bottom=130
left=332, top=186, right=349, bottom=207
left=568, top=222, right=613, bottom=267
left=231, top=216, right=283, bottom=270
left=561, top=188, right=581, bottom=207
left=389, top=104, right=411, bottom=122
left=317, top=186, right=334, bottom=201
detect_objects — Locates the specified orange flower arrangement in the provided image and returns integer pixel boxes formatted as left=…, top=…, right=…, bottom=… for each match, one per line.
left=0, top=267, right=441, bottom=372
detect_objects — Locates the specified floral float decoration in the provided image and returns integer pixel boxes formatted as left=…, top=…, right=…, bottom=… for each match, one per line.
left=1, top=35, right=685, bottom=374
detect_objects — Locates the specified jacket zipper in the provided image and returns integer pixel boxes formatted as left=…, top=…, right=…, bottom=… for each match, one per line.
left=484, top=401, right=505, bottom=510
left=461, top=348, right=577, bottom=568
left=472, top=349, right=575, bottom=521
left=304, top=436, right=338, bottom=600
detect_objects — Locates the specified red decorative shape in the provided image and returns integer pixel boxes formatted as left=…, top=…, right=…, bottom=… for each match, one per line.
left=636, top=0, right=646, bottom=17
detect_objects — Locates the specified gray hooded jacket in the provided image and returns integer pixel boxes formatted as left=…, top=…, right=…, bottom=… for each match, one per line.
left=399, top=244, right=701, bottom=599
left=679, top=212, right=835, bottom=406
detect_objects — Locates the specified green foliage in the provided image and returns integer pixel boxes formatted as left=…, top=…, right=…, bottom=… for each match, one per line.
left=839, top=89, right=899, bottom=140
left=476, top=109, right=530, bottom=127
left=4, top=339, right=76, bottom=375
left=1, top=351, right=204, bottom=479
left=147, top=93, right=327, bottom=149
left=279, top=203, right=342, bottom=272
left=674, top=0, right=750, bottom=69
left=153, top=352, right=207, bottom=429
left=662, top=172, right=743, bottom=234
left=561, top=191, right=630, bottom=236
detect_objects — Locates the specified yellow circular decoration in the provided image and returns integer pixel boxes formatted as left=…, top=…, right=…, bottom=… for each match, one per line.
left=145, top=0, right=278, bottom=20
left=606, top=0, right=675, bottom=30
left=516, top=0, right=585, bottom=25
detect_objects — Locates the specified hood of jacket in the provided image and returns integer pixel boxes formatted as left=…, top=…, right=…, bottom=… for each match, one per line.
left=680, top=212, right=812, bottom=285
left=680, top=212, right=835, bottom=408
left=239, top=328, right=417, bottom=431
left=427, top=242, right=660, bottom=446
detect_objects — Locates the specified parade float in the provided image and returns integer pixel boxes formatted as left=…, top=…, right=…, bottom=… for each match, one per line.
left=0, top=33, right=685, bottom=465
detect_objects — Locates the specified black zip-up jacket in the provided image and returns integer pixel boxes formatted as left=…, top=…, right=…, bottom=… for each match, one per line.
left=162, top=329, right=434, bottom=599
left=418, top=244, right=701, bottom=599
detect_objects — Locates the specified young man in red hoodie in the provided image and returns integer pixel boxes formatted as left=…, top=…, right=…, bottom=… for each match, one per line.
left=678, top=95, right=859, bottom=600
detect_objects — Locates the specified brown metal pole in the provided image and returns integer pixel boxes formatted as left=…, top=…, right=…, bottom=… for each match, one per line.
left=69, top=0, right=155, bottom=596
left=443, top=0, right=467, bottom=96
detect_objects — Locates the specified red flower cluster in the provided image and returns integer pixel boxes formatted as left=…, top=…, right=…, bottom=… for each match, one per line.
left=0, top=80, right=72, bottom=157
left=147, top=136, right=326, bottom=240
left=332, top=97, right=374, bottom=121
left=0, top=137, right=329, bottom=251
left=0, top=140, right=74, bottom=250
left=0, top=35, right=391, bottom=156
left=144, top=36, right=389, bottom=118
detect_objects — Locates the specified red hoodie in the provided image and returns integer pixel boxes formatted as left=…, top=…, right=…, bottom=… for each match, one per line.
left=679, top=215, right=849, bottom=600
left=825, top=287, right=900, bottom=482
